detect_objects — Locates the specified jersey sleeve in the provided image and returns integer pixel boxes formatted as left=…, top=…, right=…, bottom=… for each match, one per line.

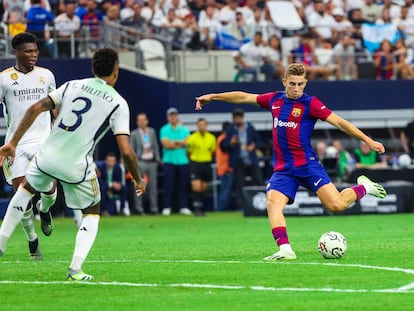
left=48, top=70, right=56, bottom=92
left=110, top=100, right=130, bottom=136
left=309, top=96, right=332, bottom=120
left=256, top=91, right=278, bottom=110
left=48, top=81, right=70, bottom=108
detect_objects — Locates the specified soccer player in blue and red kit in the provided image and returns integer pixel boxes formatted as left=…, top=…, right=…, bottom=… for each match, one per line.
left=195, top=63, right=387, bottom=260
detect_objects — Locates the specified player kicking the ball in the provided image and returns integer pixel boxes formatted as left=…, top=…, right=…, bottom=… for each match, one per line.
left=195, top=63, right=386, bottom=260
left=0, top=48, right=146, bottom=280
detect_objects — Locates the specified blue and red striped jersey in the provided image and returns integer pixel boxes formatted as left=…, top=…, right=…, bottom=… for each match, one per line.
left=257, top=91, right=332, bottom=171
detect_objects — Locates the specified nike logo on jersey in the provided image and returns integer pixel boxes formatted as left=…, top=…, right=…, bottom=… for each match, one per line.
left=314, top=178, right=322, bottom=186
left=272, top=106, right=280, bottom=110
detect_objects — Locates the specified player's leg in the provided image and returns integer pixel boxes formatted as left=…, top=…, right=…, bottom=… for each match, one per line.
left=72, top=209, right=83, bottom=228
left=64, top=176, right=100, bottom=281
left=316, top=177, right=387, bottom=212
left=37, top=183, right=58, bottom=236
left=0, top=180, right=36, bottom=256
left=12, top=176, right=43, bottom=260
left=263, top=189, right=296, bottom=261
left=67, top=205, right=99, bottom=281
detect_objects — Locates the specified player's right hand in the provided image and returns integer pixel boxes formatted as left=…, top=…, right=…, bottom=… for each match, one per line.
left=195, top=94, right=213, bottom=110
left=0, top=143, right=16, bottom=166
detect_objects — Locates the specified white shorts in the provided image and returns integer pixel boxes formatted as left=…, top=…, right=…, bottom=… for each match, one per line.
left=3, top=142, right=40, bottom=185
left=25, top=157, right=101, bottom=210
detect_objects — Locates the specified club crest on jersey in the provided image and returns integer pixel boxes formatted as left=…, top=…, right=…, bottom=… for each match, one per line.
left=291, top=108, right=302, bottom=117
left=39, top=76, right=45, bottom=84
left=10, top=73, right=18, bottom=80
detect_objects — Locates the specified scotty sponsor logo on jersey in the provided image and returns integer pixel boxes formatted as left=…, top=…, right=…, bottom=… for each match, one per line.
left=273, top=117, right=298, bottom=129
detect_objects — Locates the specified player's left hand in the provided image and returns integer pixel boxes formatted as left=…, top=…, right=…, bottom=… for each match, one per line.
left=0, top=143, right=16, bottom=166
left=195, top=94, right=212, bottom=110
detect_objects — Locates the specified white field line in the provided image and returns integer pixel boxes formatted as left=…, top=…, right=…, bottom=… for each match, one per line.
left=1, top=259, right=413, bottom=293
left=0, top=280, right=413, bottom=293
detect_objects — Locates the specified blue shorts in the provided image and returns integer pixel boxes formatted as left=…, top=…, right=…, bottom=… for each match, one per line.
left=266, top=163, right=331, bottom=204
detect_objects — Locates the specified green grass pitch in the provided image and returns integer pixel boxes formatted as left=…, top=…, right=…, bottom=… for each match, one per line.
left=1, top=212, right=413, bottom=311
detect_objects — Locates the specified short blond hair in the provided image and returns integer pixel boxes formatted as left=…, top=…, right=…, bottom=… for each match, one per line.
left=284, top=63, right=306, bottom=79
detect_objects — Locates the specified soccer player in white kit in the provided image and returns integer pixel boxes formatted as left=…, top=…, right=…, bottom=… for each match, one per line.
left=0, top=32, right=56, bottom=260
left=0, top=48, right=146, bottom=281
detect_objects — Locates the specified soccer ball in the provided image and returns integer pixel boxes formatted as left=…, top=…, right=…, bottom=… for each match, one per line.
left=318, top=231, right=347, bottom=259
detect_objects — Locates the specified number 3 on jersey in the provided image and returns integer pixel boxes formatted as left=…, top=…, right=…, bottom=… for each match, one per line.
left=58, top=97, right=92, bottom=132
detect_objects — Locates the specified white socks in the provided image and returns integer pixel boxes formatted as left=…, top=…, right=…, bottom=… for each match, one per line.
left=20, top=207, right=37, bottom=241
left=69, top=214, right=100, bottom=272
left=0, top=186, right=35, bottom=252
left=280, top=243, right=294, bottom=253
left=39, top=190, right=57, bottom=213
left=72, top=209, right=83, bottom=228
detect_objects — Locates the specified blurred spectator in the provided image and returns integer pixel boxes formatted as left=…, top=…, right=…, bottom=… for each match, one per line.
left=6, top=10, right=26, bottom=37
left=227, top=10, right=254, bottom=41
left=218, top=0, right=238, bottom=26
left=307, top=0, right=337, bottom=44
left=331, top=139, right=355, bottom=182
left=373, top=39, right=394, bottom=80
left=181, top=12, right=205, bottom=50
left=102, top=4, right=121, bottom=50
left=188, top=0, right=205, bottom=21
left=315, top=140, right=327, bottom=162
left=97, top=152, right=124, bottom=216
left=234, top=31, right=277, bottom=81
left=382, top=0, right=401, bottom=20
left=375, top=7, right=393, bottom=25
left=394, top=5, right=414, bottom=46
left=80, top=0, right=104, bottom=49
left=160, top=107, right=193, bottom=216
left=198, top=4, right=221, bottom=49
left=26, top=0, right=54, bottom=57
left=360, top=0, right=382, bottom=23
left=348, top=7, right=367, bottom=42
left=54, top=0, right=81, bottom=58
left=290, top=32, right=331, bottom=80
left=162, top=0, right=190, bottom=19
left=263, top=34, right=284, bottom=80
left=400, top=110, right=414, bottom=158
left=75, top=0, right=87, bottom=18
left=333, top=33, right=358, bottom=80
left=354, top=141, right=388, bottom=168
left=187, top=118, right=216, bottom=216
left=331, top=6, right=353, bottom=43
left=393, top=38, right=414, bottom=79
left=120, top=0, right=135, bottom=22
left=121, top=1, right=147, bottom=40
left=246, top=7, right=270, bottom=40
left=215, top=121, right=233, bottom=211
left=221, top=108, right=263, bottom=211
left=130, top=113, right=161, bottom=215
left=141, top=0, right=164, bottom=28
left=239, top=0, right=257, bottom=22
left=161, top=8, right=184, bottom=48
left=2, top=0, right=25, bottom=24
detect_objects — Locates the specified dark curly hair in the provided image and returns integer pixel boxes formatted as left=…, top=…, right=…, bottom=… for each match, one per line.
left=11, top=32, right=37, bottom=50
left=92, top=48, right=119, bottom=77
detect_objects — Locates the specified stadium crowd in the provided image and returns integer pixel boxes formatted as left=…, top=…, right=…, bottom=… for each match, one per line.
left=1, top=0, right=414, bottom=79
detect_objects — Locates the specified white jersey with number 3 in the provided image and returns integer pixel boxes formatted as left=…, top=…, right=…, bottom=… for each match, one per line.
left=37, top=77, right=130, bottom=184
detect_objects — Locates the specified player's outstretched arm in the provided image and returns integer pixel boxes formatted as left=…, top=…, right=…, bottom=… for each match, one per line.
left=8, top=96, right=55, bottom=148
left=325, top=112, right=385, bottom=153
left=195, top=91, right=259, bottom=110
left=116, top=134, right=146, bottom=196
